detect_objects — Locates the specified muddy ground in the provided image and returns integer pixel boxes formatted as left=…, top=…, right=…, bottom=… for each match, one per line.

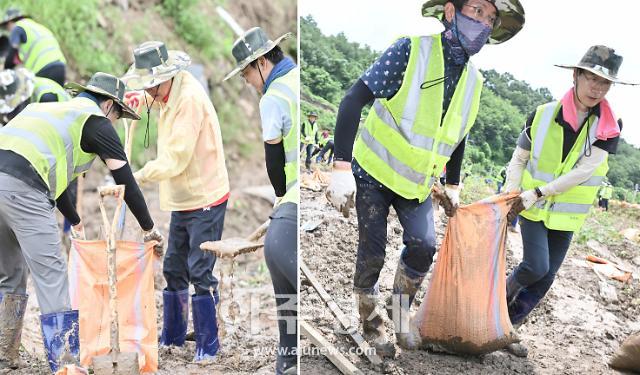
left=299, top=170, right=640, bottom=375
left=12, top=157, right=281, bottom=375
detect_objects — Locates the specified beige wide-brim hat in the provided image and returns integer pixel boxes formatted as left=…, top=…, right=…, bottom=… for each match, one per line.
left=555, top=45, right=638, bottom=85
left=223, top=27, right=293, bottom=81
left=66, top=72, right=141, bottom=120
left=0, top=67, right=34, bottom=114
left=422, top=0, right=525, bottom=45
left=121, top=41, right=191, bottom=91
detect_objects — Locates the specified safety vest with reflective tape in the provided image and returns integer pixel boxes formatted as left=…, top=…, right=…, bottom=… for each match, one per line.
left=15, top=18, right=66, bottom=74
left=600, top=185, right=613, bottom=199
left=32, top=76, right=69, bottom=103
left=521, top=101, right=609, bottom=231
left=263, top=67, right=299, bottom=205
left=0, top=97, right=103, bottom=199
left=302, top=120, right=317, bottom=144
left=353, top=34, right=483, bottom=202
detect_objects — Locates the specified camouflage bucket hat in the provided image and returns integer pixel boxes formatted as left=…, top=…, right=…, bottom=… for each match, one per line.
left=223, top=27, right=293, bottom=81
left=121, top=41, right=191, bottom=90
left=0, top=8, right=27, bottom=26
left=555, top=45, right=638, bottom=86
left=0, top=68, right=34, bottom=113
left=66, top=72, right=141, bottom=120
left=422, top=0, right=525, bottom=44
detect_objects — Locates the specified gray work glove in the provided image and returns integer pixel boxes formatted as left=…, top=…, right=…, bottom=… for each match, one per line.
left=143, top=228, right=165, bottom=257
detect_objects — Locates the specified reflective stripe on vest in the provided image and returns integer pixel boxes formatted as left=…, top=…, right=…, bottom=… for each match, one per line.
left=353, top=34, right=482, bottom=201
left=0, top=98, right=102, bottom=198
left=16, top=19, right=66, bottom=73
left=32, top=76, right=69, bottom=102
left=302, top=120, right=317, bottom=144
left=521, top=101, right=609, bottom=231
left=264, top=68, right=299, bottom=204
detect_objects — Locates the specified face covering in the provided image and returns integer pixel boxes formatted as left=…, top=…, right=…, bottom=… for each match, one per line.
left=448, top=10, right=492, bottom=56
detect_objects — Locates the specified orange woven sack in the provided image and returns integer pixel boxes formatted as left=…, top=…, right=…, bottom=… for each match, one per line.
left=68, top=239, right=159, bottom=373
left=415, top=193, right=519, bottom=354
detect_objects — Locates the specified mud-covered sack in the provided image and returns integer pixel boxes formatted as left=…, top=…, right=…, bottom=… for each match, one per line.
left=414, top=194, right=519, bottom=355
left=68, top=239, right=159, bottom=373
left=609, top=332, right=640, bottom=372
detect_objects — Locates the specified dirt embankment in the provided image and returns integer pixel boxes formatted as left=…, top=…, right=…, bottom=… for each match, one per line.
left=299, top=177, right=640, bottom=375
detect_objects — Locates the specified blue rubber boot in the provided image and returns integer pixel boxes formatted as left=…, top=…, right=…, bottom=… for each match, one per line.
left=508, top=288, right=545, bottom=325
left=160, top=289, right=189, bottom=346
left=506, top=274, right=525, bottom=306
left=39, top=310, right=80, bottom=373
left=192, top=294, right=220, bottom=361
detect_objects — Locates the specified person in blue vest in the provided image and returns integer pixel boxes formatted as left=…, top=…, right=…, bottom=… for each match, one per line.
left=503, top=46, right=635, bottom=357
left=0, top=8, right=67, bottom=86
left=325, top=0, right=525, bottom=352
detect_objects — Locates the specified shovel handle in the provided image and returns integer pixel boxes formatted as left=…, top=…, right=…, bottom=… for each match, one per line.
left=97, top=184, right=125, bottom=355
left=248, top=219, right=270, bottom=242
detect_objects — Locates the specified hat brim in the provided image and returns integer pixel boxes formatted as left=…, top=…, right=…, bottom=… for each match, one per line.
left=0, top=68, right=34, bottom=114
left=0, top=14, right=28, bottom=27
left=121, top=50, right=191, bottom=91
left=554, top=64, right=639, bottom=86
left=65, top=82, right=141, bottom=120
left=422, top=0, right=525, bottom=45
left=222, top=32, right=293, bottom=82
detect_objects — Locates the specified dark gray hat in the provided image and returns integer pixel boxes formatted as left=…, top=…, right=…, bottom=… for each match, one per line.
left=66, top=72, right=141, bottom=120
left=223, top=27, right=292, bottom=81
left=307, top=111, right=318, bottom=117
left=555, top=45, right=637, bottom=85
left=0, top=8, right=27, bottom=26
left=422, top=0, right=525, bottom=45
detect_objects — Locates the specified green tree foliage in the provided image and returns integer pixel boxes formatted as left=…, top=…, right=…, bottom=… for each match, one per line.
left=608, top=139, right=640, bottom=190
left=301, top=16, right=377, bottom=106
left=300, top=16, right=640, bottom=196
left=0, top=0, right=124, bottom=76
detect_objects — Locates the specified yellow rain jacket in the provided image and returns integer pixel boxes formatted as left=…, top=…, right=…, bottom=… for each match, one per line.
left=134, top=71, right=230, bottom=211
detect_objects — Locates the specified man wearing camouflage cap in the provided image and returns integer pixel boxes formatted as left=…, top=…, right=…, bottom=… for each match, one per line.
left=0, top=72, right=162, bottom=372
left=325, top=0, right=525, bottom=352
left=503, top=45, right=636, bottom=356
left=0, top=67, right=69, bottom=125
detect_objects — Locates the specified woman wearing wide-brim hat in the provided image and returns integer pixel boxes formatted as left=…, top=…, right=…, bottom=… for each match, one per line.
left=503, top=45, right=637, bottom=356
left=122, top=40, right=231, bottom=363
left=323, top=0, right=525, bottom=353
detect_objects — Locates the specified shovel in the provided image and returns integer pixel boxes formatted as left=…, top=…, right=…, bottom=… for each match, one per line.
left=115, top=118, right=138, bottom=240
left=200, top=219, right=270, bottom=259
left=92, top=185, right=139, bottom=375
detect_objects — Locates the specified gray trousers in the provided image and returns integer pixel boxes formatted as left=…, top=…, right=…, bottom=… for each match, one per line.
left=264, top=202, right=298, bottom=371
left=0, top=173, right=70, bottom=314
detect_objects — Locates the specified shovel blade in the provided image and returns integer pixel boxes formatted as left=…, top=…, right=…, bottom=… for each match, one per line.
left=92, top=352, right=139, bottom=375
